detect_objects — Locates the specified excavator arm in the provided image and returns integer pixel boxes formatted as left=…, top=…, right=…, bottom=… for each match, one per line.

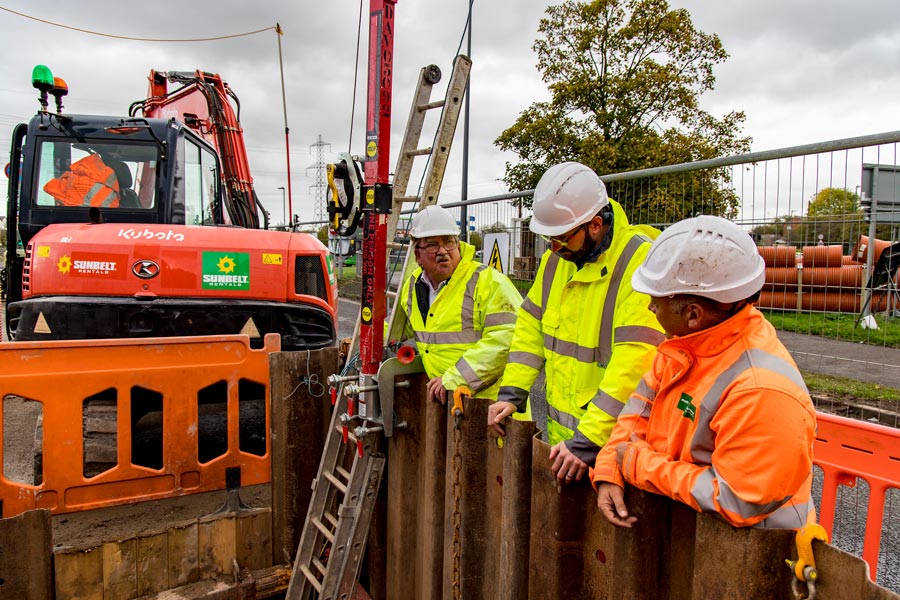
left=131, top=70, right=264, bottom=229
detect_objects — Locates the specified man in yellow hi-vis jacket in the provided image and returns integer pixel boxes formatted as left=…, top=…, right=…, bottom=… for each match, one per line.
left=395, top=205, right=523, bottom=405
left=488, top=162, right=664, bottom=483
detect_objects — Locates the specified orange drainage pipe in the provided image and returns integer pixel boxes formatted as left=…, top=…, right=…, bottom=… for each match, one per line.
left=801, top=266, right=864, bottom=288
left=851, top=235, right=893, bottom=264
left=801, top=245, right=844, bottom=268
left=758, top=246, right=797, bottom=268
left=814, top=412, right=900, bottom=580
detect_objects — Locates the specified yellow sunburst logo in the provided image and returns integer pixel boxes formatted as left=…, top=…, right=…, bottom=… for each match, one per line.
left=57, top=255, right=72, bottom=274
left=216, top=256, right=236, bottom=274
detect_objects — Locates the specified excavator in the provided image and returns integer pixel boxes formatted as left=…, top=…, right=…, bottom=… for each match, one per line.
left=2, top=66, right=338, bottom=477
left=4, top=66, right=336, bottom=349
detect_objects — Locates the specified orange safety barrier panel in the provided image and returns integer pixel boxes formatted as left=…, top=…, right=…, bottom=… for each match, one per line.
left=0, top=334, right=278, bottom=517
left=814, top=412, right=900, bottom=580
left=758, top=245, right=797, bottom=267
left=802, top=244, right=844, bottom=267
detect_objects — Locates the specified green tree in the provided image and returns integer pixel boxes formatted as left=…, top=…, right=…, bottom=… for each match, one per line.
left=804, top=188, right=865, bottom=248
left=495, top=0, right=749, bottom=222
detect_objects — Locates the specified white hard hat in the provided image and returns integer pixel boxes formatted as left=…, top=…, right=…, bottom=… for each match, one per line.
left=530, top=162, right=610, bottom=236
left=631, top=215, right=765, bottom=303
left=409, top=205, right=459, bottom=239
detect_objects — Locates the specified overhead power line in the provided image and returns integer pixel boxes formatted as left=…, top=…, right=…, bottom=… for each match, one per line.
left=0, top=5, right=275, bottom=42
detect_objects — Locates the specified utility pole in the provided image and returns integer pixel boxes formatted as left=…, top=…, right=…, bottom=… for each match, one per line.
left=459, top=0, right=472, bottom=241
left=308, top=134, right=331, bottom=225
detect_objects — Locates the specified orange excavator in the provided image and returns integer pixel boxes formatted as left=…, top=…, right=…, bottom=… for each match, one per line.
left=3, top=66, right=337, bottom=350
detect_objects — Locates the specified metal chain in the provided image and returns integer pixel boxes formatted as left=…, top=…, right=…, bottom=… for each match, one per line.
left=451, top=419, right=463, bottom=600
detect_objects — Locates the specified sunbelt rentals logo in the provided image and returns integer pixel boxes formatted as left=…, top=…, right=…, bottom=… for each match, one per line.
left=202, top=252, right=250, bottom=290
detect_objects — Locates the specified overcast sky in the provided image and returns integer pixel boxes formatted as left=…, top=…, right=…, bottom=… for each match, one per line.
left=2, top=0, right=899, bottom=226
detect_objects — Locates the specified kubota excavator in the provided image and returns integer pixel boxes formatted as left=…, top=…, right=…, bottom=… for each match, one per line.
left=2, top=66, right=337, bottom=478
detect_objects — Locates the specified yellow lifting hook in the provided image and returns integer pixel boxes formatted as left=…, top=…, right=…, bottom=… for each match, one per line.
left=452, top=386, right=471, bottom=429
left=785, top=523, right=829, bottom=600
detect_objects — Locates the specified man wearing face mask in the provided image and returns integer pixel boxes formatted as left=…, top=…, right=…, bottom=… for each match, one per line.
left=395, top=205, right=523, bottom=406
left=487, top=162, right=664, bottom=484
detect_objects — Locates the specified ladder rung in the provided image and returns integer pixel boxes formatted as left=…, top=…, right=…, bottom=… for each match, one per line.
left=312, top=555, right=328, bottom=576
left=396, top=195, right=419, bottom=203
left=406, top=147, right=433, bottom=157
left=336, top=465, right=351, bottom=481
left=323, top=471, right=348, bottom=494
left=418, top=99, right=445, bottom=111
left=335, top=424, right=360, bottom=443
left=299, top=565, right=323, bottom=593
left=385, top=290, right=397, bottom=299
left=312, top=517, right=336, bottom=543
left=323, top=510, right=338, bottom=529
left=387, top=241, right=406, bottom=250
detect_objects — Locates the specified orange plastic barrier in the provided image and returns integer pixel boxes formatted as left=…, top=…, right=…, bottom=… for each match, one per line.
left=758, top=245, right=797, bottom=268
left=0, top=334, right=278, bottom=517
left=814, top=412, right=900, bottom=580
left=801, top=244, right=844, bottom=268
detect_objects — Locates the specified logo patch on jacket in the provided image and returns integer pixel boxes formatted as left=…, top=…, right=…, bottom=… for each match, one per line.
left=677, top=393, right=696, bottom=421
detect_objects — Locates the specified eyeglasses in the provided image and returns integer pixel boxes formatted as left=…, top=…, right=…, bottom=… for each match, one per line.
left=416, top=238, right=459, bottom=255
left=539, top=223, right=587, bottom=249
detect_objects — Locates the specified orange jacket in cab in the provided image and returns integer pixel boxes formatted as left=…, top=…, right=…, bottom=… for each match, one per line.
left=43, top=153, right=120, bottom=208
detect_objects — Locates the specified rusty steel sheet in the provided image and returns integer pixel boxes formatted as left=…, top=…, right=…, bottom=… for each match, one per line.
left=0, top=334, right=278, bottom=517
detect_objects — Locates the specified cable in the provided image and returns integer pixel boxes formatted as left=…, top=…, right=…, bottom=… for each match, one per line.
left=0, top=5, right=275, bottom=42
left=348, top=0, right=365, bottom=154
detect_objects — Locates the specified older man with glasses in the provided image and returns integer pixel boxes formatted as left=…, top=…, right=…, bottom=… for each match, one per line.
left=488, top=162, right=664, bottom=484
left=394, top=205, right=525, bottom=409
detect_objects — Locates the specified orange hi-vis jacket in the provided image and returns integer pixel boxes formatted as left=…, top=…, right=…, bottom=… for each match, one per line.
left=593, top=305, right=816, bottom=528
left=43, top=154, right=120, bottom=208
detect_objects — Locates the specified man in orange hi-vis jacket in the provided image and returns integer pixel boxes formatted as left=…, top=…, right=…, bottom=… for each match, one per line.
left=594, top=215, right=816, bottom=529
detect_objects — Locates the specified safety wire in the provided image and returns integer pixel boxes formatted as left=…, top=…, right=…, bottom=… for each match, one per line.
left=283, top=351, right=326, bottom=399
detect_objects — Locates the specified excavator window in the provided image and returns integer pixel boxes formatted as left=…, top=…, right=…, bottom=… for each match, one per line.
left=34, top=140, right=158, bottom=210
left=179, top=136, right=219, bottom=226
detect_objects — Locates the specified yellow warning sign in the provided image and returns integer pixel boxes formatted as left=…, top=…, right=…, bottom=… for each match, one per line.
left=488, top=240, right=504, bottom=273
left=366, top=189, right=375, bottom=205
left=262, top=253, right=283, bottom=265
left=37, top=245, right=51, bottom=258
left=362, top=306, right=372, bottom=322
left=366, top=141, right=377, bottom=157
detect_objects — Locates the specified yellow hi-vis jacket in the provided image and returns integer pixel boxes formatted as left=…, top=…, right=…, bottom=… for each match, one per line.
left=497, top=200, right=664, bottom=463
left=398, top=242, right=523, bottom=401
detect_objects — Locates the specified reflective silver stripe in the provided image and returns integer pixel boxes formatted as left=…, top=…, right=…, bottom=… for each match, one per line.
left=615, top=325, right=665, bottom=347
left=634, top=379, right=656, bottom=403
left=548, top=404, right=580, bottom=431
left=455, top=356, right=486, bottom=392
left=597, top=235, right=649, bottom=367
left=461, top=265, right=486, bottom=330
left=83, top=182, right=106, bottom=205
left=691, top=348, right=809, bottom=464
left=541, top=252, right=560, bottom=310
left=520, top=297, right=542, bottom=320
left=508, top=350, right=544, bottom=370
left=414, top=330, right=482, bottom=345
left=590, top=390, right=624, bottom=418
left=692, top=467, right=791, bottom=520
left=620, top=395, right=652, bottom=418
left=758, top=499, right=811, bottom=529
left=484, top=312, right=516, bottom=327
left=543, top=332, right=598, bottom=363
